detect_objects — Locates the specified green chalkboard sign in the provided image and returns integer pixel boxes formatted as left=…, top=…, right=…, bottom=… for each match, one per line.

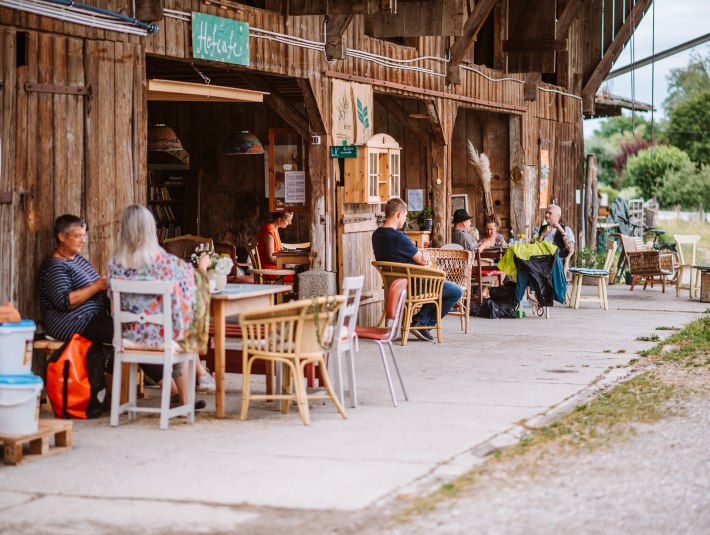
left=330, top=145, right=358, bottom=158
left=192, top=12, right=250, bottom=66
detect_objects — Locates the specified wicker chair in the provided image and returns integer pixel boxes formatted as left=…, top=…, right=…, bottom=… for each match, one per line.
left=372, top=261, right=446, bottom=346
left=162, top=234, right=213, bottom=261
left=239, top=296, right=347, bottom=425
left=425, top=248, right=473, bottom=334
left=617, top=234, right=676, bottom=292
left=247, top=242, right=296, bottom=286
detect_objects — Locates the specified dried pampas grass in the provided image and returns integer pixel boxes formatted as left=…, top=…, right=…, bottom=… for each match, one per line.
left=466, top=140, right=494, bottom=217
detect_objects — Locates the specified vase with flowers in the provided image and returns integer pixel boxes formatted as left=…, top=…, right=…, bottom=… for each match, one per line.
left=190, top=243, right=234, bottom=292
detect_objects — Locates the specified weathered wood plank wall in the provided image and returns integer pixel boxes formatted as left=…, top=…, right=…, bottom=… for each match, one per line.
left=0, top=26, right=145, bottom=317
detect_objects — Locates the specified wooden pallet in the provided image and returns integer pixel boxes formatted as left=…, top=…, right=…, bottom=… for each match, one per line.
left=0, top=420, right=72, bottom=465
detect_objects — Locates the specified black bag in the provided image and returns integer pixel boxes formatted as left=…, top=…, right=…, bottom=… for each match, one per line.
left=477, top=299, right=516, bottom=319
left=489, top=281, right=519, bottom=309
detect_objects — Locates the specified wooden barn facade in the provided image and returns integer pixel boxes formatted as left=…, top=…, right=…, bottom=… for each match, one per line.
left=0, top=0, right=651, bottom=321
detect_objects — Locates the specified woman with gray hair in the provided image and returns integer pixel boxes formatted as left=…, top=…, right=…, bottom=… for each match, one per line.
left=108, top=204, right=215, bottom=407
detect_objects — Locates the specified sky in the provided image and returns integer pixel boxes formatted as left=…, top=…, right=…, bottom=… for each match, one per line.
left=583, top=0, right=710, bottom=138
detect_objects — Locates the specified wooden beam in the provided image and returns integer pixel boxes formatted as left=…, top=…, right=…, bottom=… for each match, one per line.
left=297, top=78, right=326, bottom=135
left=582, top=0, right=653, bottom=103
left=365, top=1, right=464, bottom=38
left=135, top=0, right=163, bottom=22
left=424, top=100, right=445, bottom=145
left=241, top=74, right=310, bottom=138
left=147, top=79, right=266, bottom=103
left=446, top=0, right=498, bottom=84
left=523, top=72, right=540, bottom=101
left=503, top=38, right=567, bottom=53
left=376, top=94, right=431, bottom=146
left=324, top=15, right=353, bottom=61
left=555, top=0, right=584, bottom=37
left=326, top=70, right=528, bottom=113
left=288, top=0, right=380, bottom=15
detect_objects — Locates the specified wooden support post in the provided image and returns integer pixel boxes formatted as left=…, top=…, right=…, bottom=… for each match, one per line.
left=243, top=74, right=310, bottom=138
left=585, top=153, right=598, bottom=251
left=556, top=0, right=584, bottom=38
left=428, top=99, right=456, bottom=248
left=446, top=0, right=498, bottom=85
left=523, top=73, right=541, bottom=101
left=324, top=15, right=353, bottom=61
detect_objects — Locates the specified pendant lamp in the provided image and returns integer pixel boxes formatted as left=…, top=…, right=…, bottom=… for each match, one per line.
left=223, top=131, right=264, bottom=155
left=148, top=124, right=184, bottom=152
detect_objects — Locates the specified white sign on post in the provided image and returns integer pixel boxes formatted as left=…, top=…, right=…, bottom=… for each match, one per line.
left=284, top=171, right=306, bottom=204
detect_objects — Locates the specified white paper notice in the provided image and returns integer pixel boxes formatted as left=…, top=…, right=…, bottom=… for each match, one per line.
left=285, top=171, right=306, bottom=204
left=407, top=189, right=424, bottom=211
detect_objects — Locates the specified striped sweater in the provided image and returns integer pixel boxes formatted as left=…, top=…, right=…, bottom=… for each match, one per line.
left=38, top=255, right=107, bottom=341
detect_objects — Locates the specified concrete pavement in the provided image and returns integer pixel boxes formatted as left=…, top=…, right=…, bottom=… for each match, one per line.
left=0, top=285, right=706, bottom=533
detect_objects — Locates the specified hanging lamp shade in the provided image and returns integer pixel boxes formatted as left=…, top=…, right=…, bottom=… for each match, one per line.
left=223, top=131, right=264, bottom=155
left=148, top=124, right=184, bottom=152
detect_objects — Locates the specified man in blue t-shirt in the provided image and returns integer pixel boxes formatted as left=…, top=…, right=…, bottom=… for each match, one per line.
left=372, top=197, right=463, bottom=342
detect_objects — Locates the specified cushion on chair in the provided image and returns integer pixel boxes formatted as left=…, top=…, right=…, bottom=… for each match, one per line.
left=479, top=267, right=505, bottom=276
left=354, top=326, right=390, bottom=341
left=568, top=267, right=609, bottom=276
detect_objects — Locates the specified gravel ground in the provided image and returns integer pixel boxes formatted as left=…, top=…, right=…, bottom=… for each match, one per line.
left=376, top=368, right=710, bottom=535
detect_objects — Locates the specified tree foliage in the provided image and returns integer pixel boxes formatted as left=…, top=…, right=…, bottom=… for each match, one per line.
left=585, top=137, right=616, bottom=185
left=667, top=91, right=710, bottom=166
left=592, top=115, right=659, bottom=143
left=663, top=53, right=710, bottom=114
left=656, top=162, right=710, bottom=210
left=621, top=145, right=693, bottom=199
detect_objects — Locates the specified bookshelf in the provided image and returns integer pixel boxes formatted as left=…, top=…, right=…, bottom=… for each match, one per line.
left=147, top=164, right=200, bottom=241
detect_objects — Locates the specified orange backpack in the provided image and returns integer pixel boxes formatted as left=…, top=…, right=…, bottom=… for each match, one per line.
left=46, top=333, right=106, bottom=419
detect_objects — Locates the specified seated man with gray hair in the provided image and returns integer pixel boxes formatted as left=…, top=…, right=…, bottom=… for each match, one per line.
left=533, top=204, right=575, bottom=259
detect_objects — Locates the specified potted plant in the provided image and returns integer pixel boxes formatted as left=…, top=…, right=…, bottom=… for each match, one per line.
left=406, top=207, right=433, bottom=231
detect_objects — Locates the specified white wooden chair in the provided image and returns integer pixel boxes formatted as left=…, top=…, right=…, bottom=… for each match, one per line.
left=109, top=279, right=198, bottom=430
left=674, top=234, right=701, bottom=298
left=328, top=276, right=364, bottom=409
left=568, top=242, right=617, bottom=310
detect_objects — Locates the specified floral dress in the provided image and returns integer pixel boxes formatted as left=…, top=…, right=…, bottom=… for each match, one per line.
left=108, top=252, right=196, bottom=350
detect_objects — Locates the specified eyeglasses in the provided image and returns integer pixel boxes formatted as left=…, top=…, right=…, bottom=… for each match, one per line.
left=64, top=231, right=88, bottom=241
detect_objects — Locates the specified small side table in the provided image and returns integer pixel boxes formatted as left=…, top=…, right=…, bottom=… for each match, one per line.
left=693, top=265, right=710, bottom=302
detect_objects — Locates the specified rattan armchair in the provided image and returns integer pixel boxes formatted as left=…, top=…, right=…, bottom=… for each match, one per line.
left=239, top=296, right=347, bottom=425
left=372, top=261, right=447, bottom=346
left=617, top=234, right=676, bottom=292
left=247, top=242, right=296, bottom=286
left=425, top=248, right=474, bottom=334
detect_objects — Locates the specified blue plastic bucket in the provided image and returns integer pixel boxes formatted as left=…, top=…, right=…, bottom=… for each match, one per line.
left=0, top=320, right=36, bottom=375
left=0, top=374, right=43, bottom=436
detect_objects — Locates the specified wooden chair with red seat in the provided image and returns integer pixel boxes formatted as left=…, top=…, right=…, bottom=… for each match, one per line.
left=354, top=278, right=408, bottom=407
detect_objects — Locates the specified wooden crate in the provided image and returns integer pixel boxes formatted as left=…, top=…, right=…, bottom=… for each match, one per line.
left=0, top=420, right=72, bottom=466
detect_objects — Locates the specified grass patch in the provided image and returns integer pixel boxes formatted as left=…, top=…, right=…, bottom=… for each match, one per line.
left=636, top=334, right=660, bottom=342
left=656, top=326, right=680, bottom=331
left=640, top=316, right=710, bottom=368
left=617, top=349, right=626, bottom=353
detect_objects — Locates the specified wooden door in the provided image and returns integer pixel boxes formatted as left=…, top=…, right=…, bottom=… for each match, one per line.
left=336, top=189, right=382, bottom=326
